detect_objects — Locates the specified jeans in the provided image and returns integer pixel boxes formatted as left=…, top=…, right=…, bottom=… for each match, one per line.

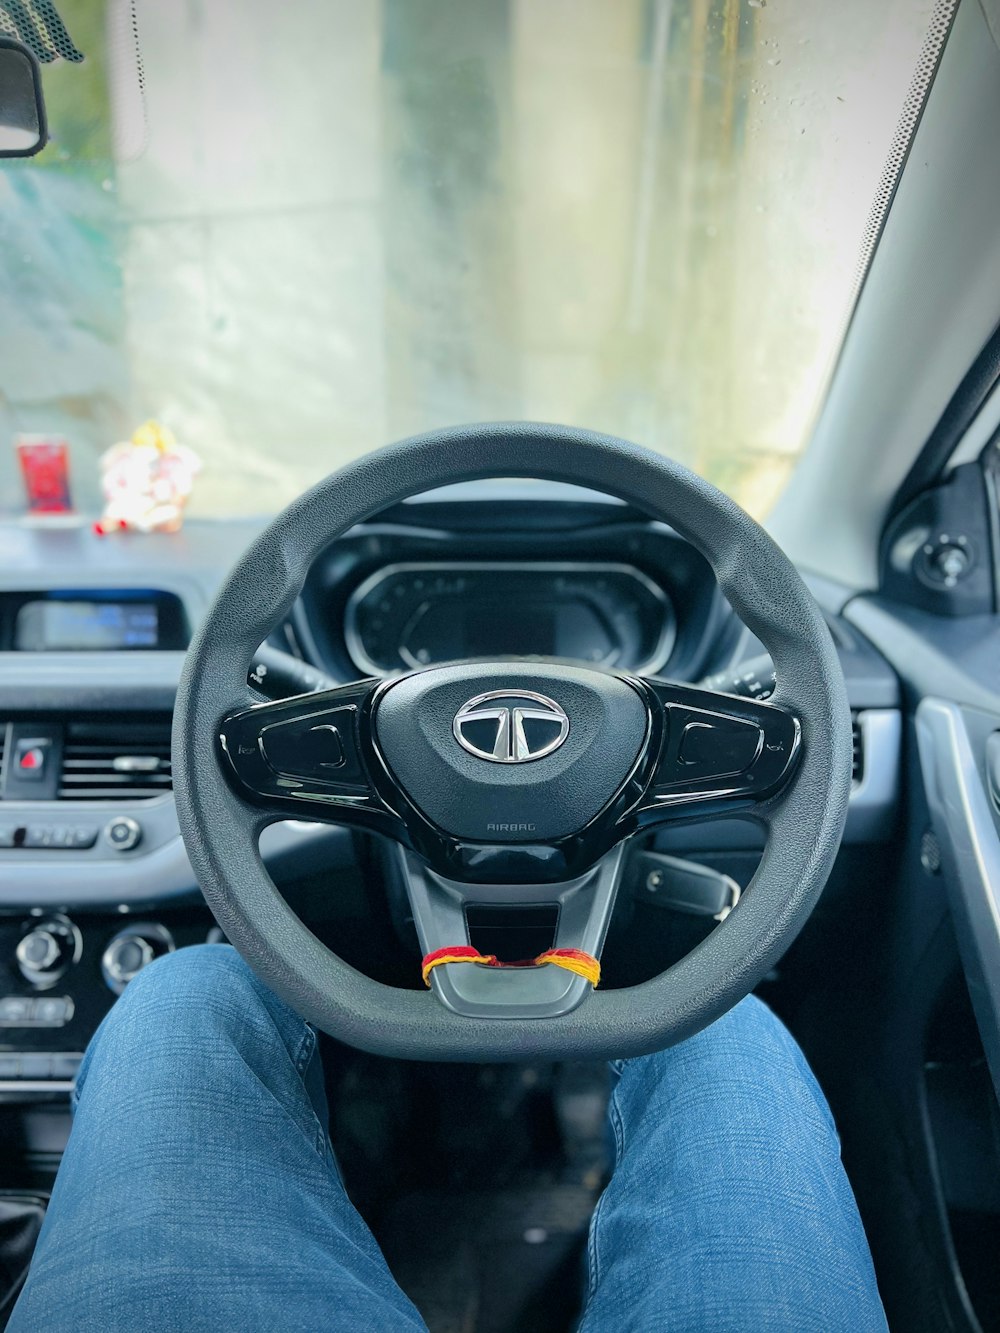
left=10, top=945, right=887, bottom=1332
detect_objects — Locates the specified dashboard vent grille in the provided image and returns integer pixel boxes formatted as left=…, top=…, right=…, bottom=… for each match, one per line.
left=851, top=714, right=864, bottom=786
left=58, top=719, right=172, bottom=802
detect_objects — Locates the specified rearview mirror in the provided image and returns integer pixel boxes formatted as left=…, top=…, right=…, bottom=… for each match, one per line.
left=0, top=36, right=47, bottom=158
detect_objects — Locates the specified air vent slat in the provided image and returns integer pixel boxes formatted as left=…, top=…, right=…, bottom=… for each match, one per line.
left=61, top=762, right=170, bottom=773
left=56, top=717, right=173, bottom=802
left=56, top=783, right=169, bottom=794
left=62, top=752, right=170, bottom=760
left=851, top=714, right=864, bottom=785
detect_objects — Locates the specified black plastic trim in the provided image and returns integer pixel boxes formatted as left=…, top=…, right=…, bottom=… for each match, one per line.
left=218, top=666, right=801, bottom=886
left=889, top=316, right=1000, bottom=520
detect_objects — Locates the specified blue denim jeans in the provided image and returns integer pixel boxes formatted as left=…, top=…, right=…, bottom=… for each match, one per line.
left=10, top=945, right=887, bottom=1332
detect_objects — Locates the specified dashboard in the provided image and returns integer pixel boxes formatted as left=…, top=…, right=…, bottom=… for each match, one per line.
left=0, top=481, right=901, bottom=912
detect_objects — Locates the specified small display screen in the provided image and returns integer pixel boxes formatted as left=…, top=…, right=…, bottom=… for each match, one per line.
left=463, top=601, right=556, bottom=657
left=15, top=600, right=160, bottom=651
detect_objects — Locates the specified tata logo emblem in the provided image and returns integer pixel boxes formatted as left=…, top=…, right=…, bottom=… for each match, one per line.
left=452, top=691, right=570, bottom=764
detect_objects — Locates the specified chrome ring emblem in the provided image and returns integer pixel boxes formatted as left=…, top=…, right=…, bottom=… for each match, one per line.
left=452, top=690, right=570, bottom=764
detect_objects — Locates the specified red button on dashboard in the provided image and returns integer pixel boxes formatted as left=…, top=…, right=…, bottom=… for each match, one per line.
left=14, top=739, right=50, bottom=781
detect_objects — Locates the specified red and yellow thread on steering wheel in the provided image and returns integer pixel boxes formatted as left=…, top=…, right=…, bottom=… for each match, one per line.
left=421, top=945, right=600, bottom=989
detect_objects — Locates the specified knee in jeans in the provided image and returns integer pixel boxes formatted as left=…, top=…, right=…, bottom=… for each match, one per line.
left=719, top=992, right=810, bottom=1070
left=76, top=945, right=313, bottom=1110
left=618, top=994, right=804, bottom=1085
left=108, top=942, right=264, bottom=1044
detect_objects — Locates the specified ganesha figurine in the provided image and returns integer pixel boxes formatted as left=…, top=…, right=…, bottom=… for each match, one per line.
left=94, top=421, right=201, bottom=535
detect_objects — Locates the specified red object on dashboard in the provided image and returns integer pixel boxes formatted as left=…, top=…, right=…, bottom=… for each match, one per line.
left=15, top=435, right=74, bottom=514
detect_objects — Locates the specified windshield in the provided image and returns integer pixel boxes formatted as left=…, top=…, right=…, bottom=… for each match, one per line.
left=0, top=0, right=937, bottom=521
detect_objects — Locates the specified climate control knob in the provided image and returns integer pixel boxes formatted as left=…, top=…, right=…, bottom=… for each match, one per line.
left=16, top=915, right=82, bottom=989
left=101, top=923, right=174, bottom=994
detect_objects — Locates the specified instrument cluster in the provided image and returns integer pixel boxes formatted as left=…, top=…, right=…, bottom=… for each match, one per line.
left=344, top=561, right=675, bottom=677
left=295, top=495, right=737, bottom=685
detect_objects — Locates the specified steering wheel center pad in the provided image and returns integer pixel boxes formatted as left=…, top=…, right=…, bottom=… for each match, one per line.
left=374, top=662, right=648, bottom=842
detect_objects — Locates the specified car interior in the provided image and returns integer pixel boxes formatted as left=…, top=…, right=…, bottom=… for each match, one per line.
left=2, top=1, right=1000, bottom=1330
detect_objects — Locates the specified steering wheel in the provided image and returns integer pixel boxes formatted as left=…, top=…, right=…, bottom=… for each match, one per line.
left=172, top=423, right=852, bottom=1062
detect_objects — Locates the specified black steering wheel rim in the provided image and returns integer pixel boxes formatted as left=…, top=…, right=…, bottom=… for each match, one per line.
left=172, top=422, right=852, bottom=1062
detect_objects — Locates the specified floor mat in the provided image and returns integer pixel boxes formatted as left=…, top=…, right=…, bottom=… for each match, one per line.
left=380, top=1184, right=597, bottom=1333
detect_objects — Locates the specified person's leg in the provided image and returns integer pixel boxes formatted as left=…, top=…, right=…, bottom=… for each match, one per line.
left=579, top=995, right=887, bottom=1333
left=9, top=944, right=425, bottom=1333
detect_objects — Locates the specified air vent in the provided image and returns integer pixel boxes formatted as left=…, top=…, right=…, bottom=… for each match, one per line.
left=851, top=714, right=864, bottom=785
left=58, top=718, right=172, bottom=801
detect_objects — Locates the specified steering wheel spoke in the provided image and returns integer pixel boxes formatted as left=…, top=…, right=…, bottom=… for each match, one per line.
left=399, top=844, right=625, bottom=1019
left=634, top=677, right=802, bottom=828
left=218, top=678, right=408, bottom=842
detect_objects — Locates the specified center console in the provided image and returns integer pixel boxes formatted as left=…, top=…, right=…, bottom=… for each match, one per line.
left=0, top=909, right=219, bottom=1096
